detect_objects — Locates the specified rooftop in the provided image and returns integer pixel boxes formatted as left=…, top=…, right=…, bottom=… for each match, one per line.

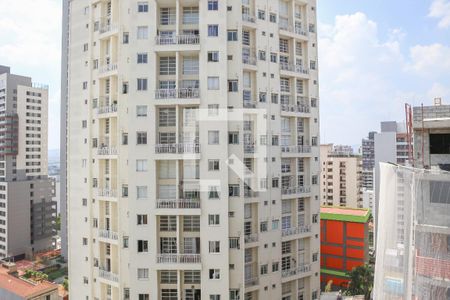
left=0, top=262, right=58, bottom=298
left=321, top=206, right=371, bottom=223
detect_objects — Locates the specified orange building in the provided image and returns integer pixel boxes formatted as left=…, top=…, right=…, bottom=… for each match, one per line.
left=320, top=206, right=371, bottom=291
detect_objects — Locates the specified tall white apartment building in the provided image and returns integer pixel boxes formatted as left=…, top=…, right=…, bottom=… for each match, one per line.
left=66, top=0, right=320, bottom=299
left=320, top=144, right=362, bottom=208
left=0, top=66, right=56, bottom=259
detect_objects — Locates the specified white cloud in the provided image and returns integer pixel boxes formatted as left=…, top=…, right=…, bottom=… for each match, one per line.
left=406, top=43, right=450, bottom=76
left=0, top=0, right=61, bottom=150
left=429, top=0, right=450, bottom=29
left=427, top=83, right=450, bottom=102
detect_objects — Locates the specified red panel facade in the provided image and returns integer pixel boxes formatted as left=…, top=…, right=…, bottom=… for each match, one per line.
left=325, top=220, right=344, bottom=244
left=346, top=222, right=365, bottom=239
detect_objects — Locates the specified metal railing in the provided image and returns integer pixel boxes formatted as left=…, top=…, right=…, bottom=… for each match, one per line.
left=244, top=233, right=258, bottom=243
left=98, top=104, right=117, bottom=115
left=244, top=144, right=256, bottom=154
left=245, top=276, right=259, bottom=287
left=242, top=55, right=257, bottom=66
left=281, top=104, right=310, bottom=113
left=282, top=185, right=311, bottom=195
left=281, top=264, right=311, bottom=278
left=281, top=225, right=311, bottom=237
left=154, top=88, right=200, bottom=99
left=98, top=268, right=119, bottom=282
left=155, top=35, right=200, bottom=45
left=280, top=63, right=309, bottom=75
left=281, top=145, right=311, bottom=154
left=295, top=26, right=308, bottom=37
left=99, top=229, right=119, bottom=241
left=156, top=254, right=201, bottom=264
left=99, top=22, right=119, bottom=34
left=98, top=188, right=117, bottom=198
left=99, top=63, right=118, bottom=74
left=156, top=198, right=200, bottom=209
left=242, top=14, right=256, bottom=23
left=155, top=143, right=200, bottom=154
left=97, top=146, right=118, bottom=156
left=243, top=101, right=257, bottom=108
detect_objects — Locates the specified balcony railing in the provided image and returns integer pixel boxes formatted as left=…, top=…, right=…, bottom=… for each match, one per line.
left=155, top=88, right=200, bottom=99
left=242, top=14, right=256, bottom=23
left=282, top=186, right=311, bottom=196
left=98, top=188, right=117, bottom=198
left=242, top=55, right=257, bottom=66
left=155, top=35, right=200, bottom=45
left=243, top=101, right=257, bottom=108
left=99, top=63, right=118, bottom=74
left=245, top=276, right=259, bottom=287
left=98, top=104, right=117, bottom=115
left=156, top=198, right=200, bottom=209
left=244, top=233, right=258, bottom=243
left=99, top=22, right=119, bottom=34
left=99, top=229, right=119, bottom=241
left=244, top=144, right=256, bottom=154
left=295, top=26, right=308, bottom=37
left=281, top=264, right=311, bottom=278
left=244, top=190, right=259, bottom=198
left=97, top=146, right=118, bottom=156
left=281, top=145, right=311, bottom=154
left=281, top=104, right=310, bottom=113
left=280, top=63, right=309, bottom=75
left=156, top=254, right=201, bottom=264
left=98, top=268, right=119, bottom=282
left=155, top=143, right=200, bottom=154
left=281, top=225, right=311, bottom=237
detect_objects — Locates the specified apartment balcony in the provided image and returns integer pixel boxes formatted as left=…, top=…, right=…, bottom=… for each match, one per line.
left=156, top=254, right=201, bottom=264
left=98, top=63, right=118, bottom=77
left=97, top=145, right=118, bottom=157
left=244, top=190, right=259, bottom=203
left=99, top=21, right=119, bottom=37
left=155, top=198, right=201, bottom=215
left=98, top=268, right=119, bottom=285
left=279, top=21, right=308, bottom=39
left=242, top=55, right=257, bottom=67
left=280, top=63, right=309, bottom=77
left=154, top=88, right=200, bottom=104
left=281, top=264, right=311, bottom=279
left=244, top=144, right=256, bottom=154
left=97, top=104, right=117, bottom=117
left=244, top=233, right=259, bottom=244
left=282, top=225, right=312, bottom=238
left=97, top=188, right=117, bottom=201
left=155, top=34, right=200, bottom=45
left=245, top=276, right=259, bottom=288
left=280, top=104, right=310, bottom=114
left=98, top=229, right=119, bottom=243
left=242, top=13, right=257, bottom=24
left=243, top=101, right=257, bottom=108
left=155, top=143, right=200, bottom=155
left=282, top=186, right=311, bottom=198
left=281, top=145, right=311, bottom=155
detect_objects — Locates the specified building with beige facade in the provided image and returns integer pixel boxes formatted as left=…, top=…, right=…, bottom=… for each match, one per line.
left=0, top=66, right=56, bottom=260
left=65, top=0, right=321, bottom=299
left=320, top=144, right=363, bottom=208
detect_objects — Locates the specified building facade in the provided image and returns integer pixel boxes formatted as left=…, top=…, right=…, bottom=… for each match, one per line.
left=361, top=131, right=375, bottom=190
left=0, top=66, right=56, bottom=260
left=320, top=144, right=362, bottom=208
left=320, top=207, right=370, bottom=291
left=66, top=0, right=321, bottom=299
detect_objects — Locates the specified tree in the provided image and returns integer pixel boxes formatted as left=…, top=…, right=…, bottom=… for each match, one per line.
left=345, top=264, right=374, bottom=300
left=63, top=278, right=69, bottom=291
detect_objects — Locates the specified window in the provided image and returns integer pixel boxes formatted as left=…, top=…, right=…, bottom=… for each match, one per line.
left=272, top=262, right=279, bottom=272
left=229, top=184, right=240, bottom=196
left=312, top=252, right=318, bottom=262
left=259, top=92, right=267, bottom=103
left=208, top=104, right=219, bottom=116
left=183, top=56, right=199, bottom=75
left=138, top=2, right=148, bottom=12
left=159, top=56, right=176, bottom=75
left=209, top=269, right=220, bottom=279
left=272, top=135, right=279, bottom=146
left=260, top=221, right=268, bottom=232
left=259, top=50, right=266, bottom=61
left=183, top=7, right=199, bottom=24
left=258, top=10, right=266, bottom=20
left=228, top=132, right=239, bottom=144
left=137, top=240, right=148, bottom=252
left=210, top=295, right=221, bottom=300
left=208, top=25, right=219, bottom=36
left=161, top=290, right=177, bottom=300
left=137, top=26, right=148, bottom=39
left=137, top=132, right=147, bottom=145
left=312, top=214, right=318, bottom=223
left=137, top=186, right=148, bottom=199
left=136, top=159, right=148, bottom=172
left=279, top=39, right=289, bottom=53
left=430, top=134, right=450, bottom=154
left=209, top=214, right=220, bottom=225
left=137, top=78, right=148, bottom=91
left=208, top=77, right=220, bottom=90
left=160, top=216, right=177, bottom=231
left=270, top=53, right=277, bottom=63
left=260, top=264, right=268, bottom=275
left=310, top=60, right=316, bottom=70
left=208, top=51, right=219, bottom=62
left=123, top=32, right=129, bottom=44
left=137, top=214, right=148, bottom=225
left=228, top=80, right=238, bottom=92
left=227, top=30, right=238, bottom=41
left=160, top=8, right=176, bottom=25
left=161, top=271, right=177, bottom=284
left=270, top=13, right=277, bottom=23
left=137, top=53, right=148, bottom=64
left=159, top=108, right=176, bottom=127
left=136, top=105, right=147, bottom=117
left=209, top=241, right=220, bottom=253
left=208, top=131, right=220, bottom=144
left=139, top=294, right=149, bottom=300
left=137, top=268, right=149, bottom=279
left=272, top=219, right=279, bottom=230
left=208, top=0, right=219, bottom=10
left=184, top=216, right=200, bottom=232
left=242, top=30, right=250, bottom=45
left=122, top=133, right=128, bottom=145
left=208, top=160, right=220, bottom=171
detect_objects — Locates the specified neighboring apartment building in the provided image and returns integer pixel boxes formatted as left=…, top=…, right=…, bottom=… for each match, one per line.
left=65, top=1, right=321, bottom=300
left=0, top=66, right=56, bottom=260
left=320, top=144, right=362, bottom=208
left=361, top=131, right=375, bottom=189
left=320, top=207, right=371, bottom=291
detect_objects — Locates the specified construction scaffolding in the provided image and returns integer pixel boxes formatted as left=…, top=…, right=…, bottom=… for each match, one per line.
left=374, top=163, right=450, bottom=299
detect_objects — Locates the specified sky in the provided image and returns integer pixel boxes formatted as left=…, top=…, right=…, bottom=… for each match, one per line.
left=0, top=0, right=449, bottom=150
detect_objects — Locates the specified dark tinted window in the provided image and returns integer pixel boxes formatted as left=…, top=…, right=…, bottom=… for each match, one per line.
left=430, top=134, right=450, bottom=154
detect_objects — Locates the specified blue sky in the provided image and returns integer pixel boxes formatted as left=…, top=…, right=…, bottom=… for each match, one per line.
left=0, top=0, right=449, bottom=150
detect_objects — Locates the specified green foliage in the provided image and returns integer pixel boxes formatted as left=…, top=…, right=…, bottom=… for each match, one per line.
left=63, top=278, right=69, bottom=291
left=344, top=264, right=374, bottom=300
left=55, top=214, right=61, bottom=231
